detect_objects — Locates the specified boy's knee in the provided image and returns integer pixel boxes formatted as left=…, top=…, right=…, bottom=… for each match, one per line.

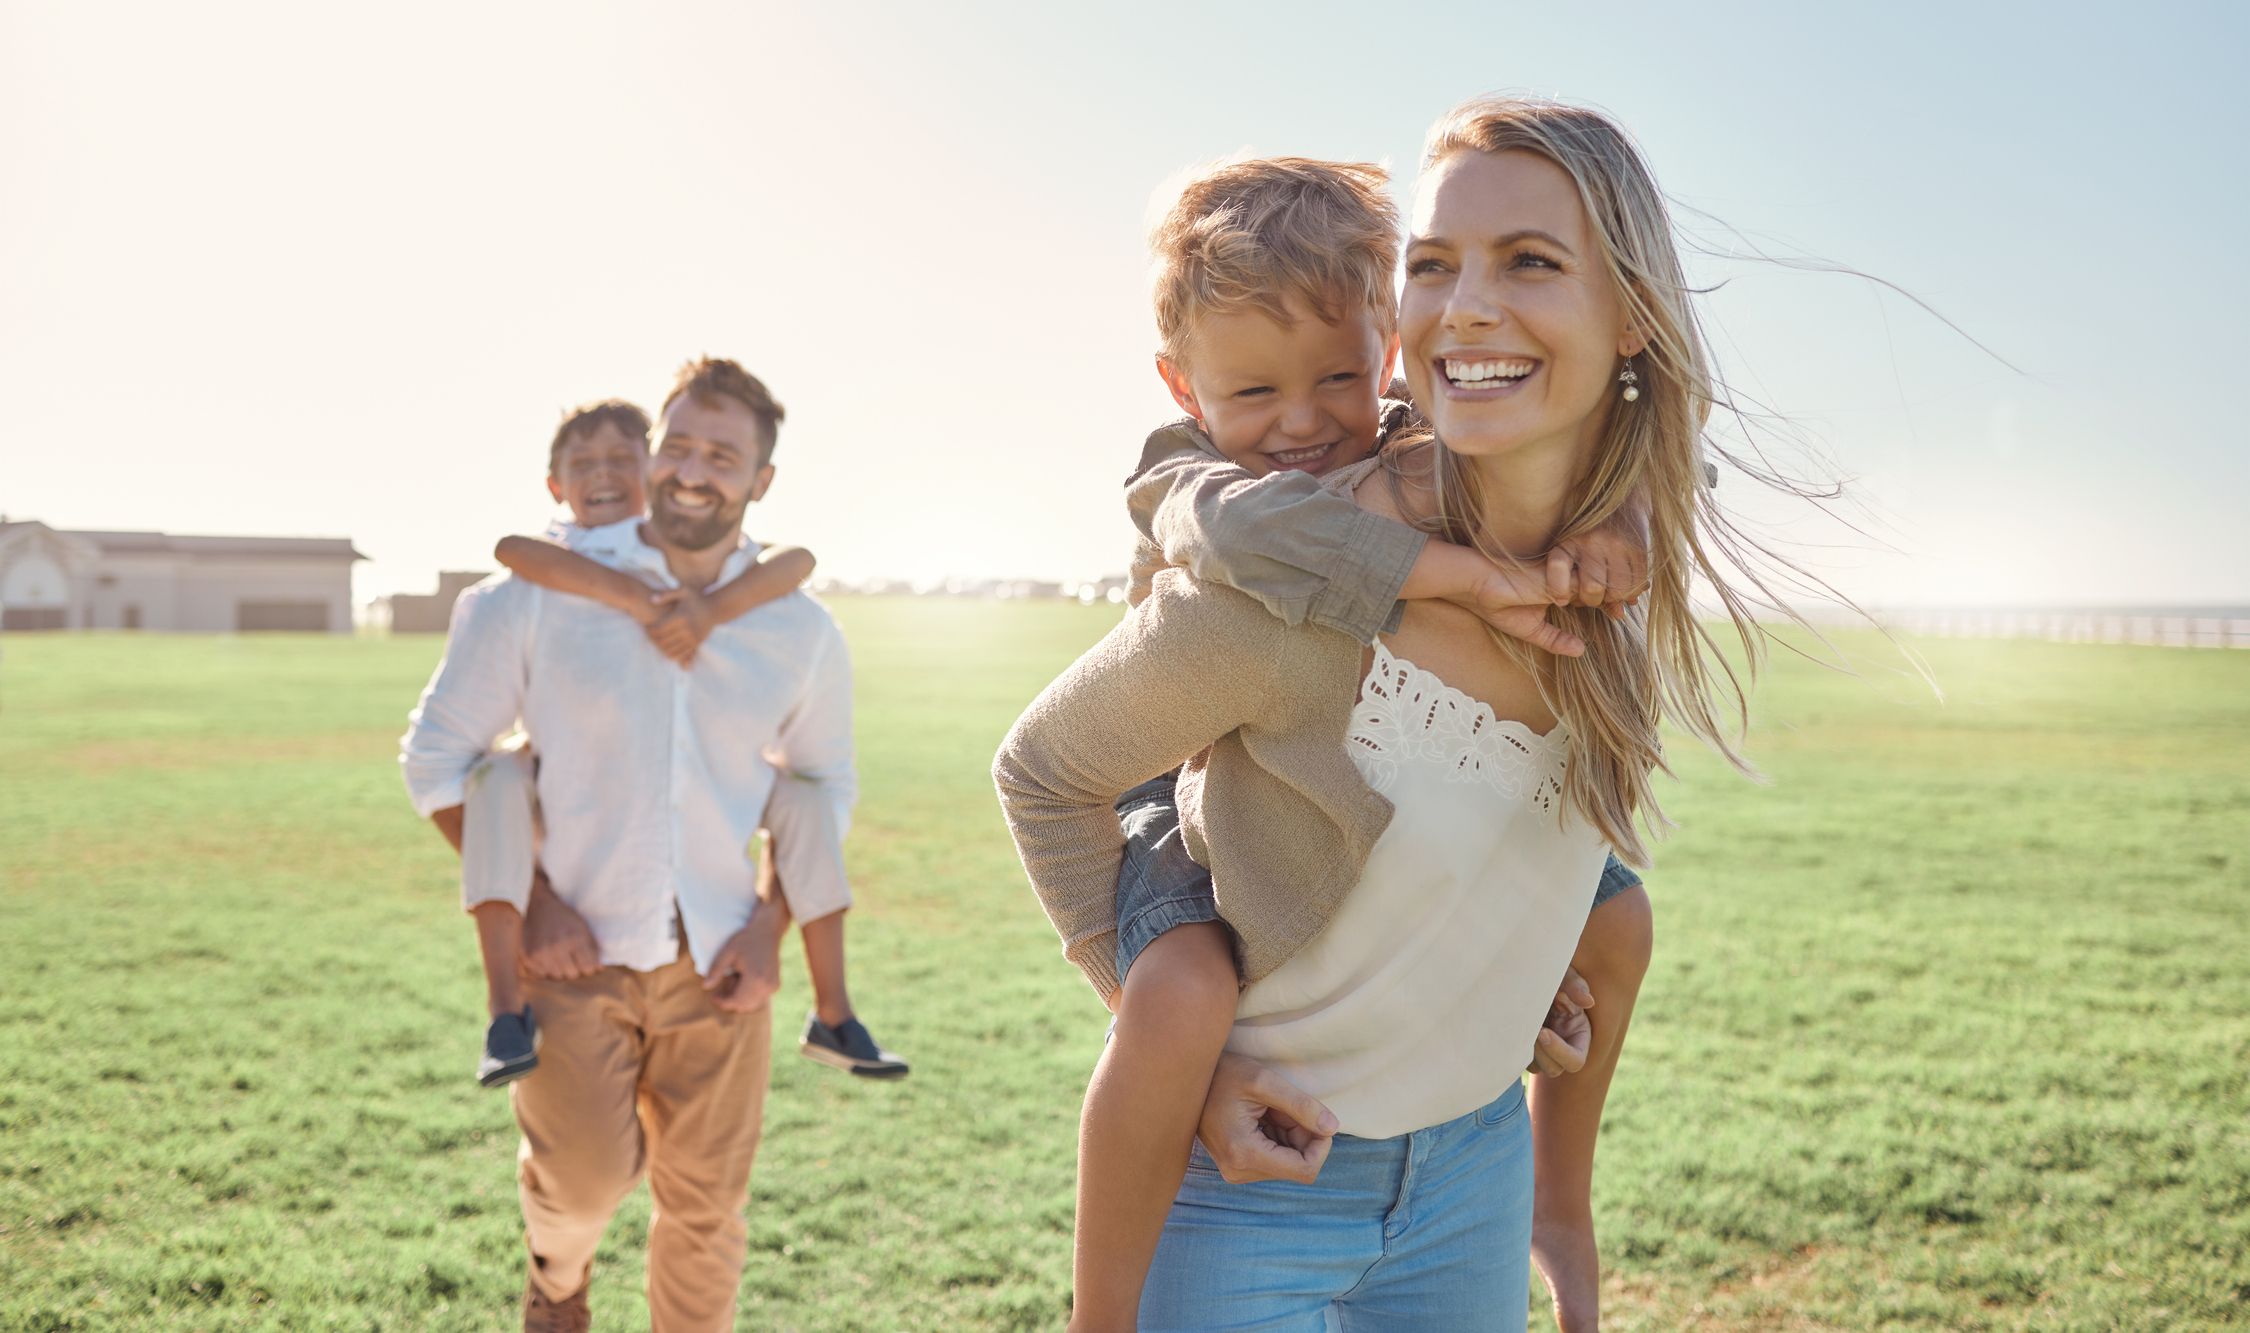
left=1118, top=923, right=1238, bottom=1040
left=1585, top=884, right=1653, bottom=979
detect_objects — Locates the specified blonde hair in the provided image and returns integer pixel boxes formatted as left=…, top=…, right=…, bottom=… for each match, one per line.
left=1402, top=95, right=1847, bottom=866
left=1150, top=157, right=1400, bottom=366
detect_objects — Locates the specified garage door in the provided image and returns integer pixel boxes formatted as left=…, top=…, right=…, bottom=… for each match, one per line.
left=236, top=601, right=331, bottom=632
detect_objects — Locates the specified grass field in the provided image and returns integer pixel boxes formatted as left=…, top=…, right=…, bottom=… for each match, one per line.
left=2, top=601, right=2245, bottom=1331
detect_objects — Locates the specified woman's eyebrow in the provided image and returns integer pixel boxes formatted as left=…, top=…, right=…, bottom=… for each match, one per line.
left=1493, top=228, right=1575, bottom=256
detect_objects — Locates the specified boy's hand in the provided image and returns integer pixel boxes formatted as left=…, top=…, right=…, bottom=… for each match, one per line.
left=1552, top=502, right=1650, bottom=622
left=625, top=576, right=672, bottom=627
left=1449, top=558, right=1590, bottom=658
left=521, top=872, right=601, bottom=979
left=1197, top=1051, right=1339, bottom=1185
left=1407, top=540, right=1588, bottom=657
left=1528, top=965, right=1595, bottom=1076
left=702, top=907, right=787, bottom=1013
left=645, top=587, right=716, bottom=667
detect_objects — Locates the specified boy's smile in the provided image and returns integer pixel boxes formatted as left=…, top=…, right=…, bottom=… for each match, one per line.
left=548, top=421, right=650, bottom=528
left=1158, top=297, right=1398, bottom=478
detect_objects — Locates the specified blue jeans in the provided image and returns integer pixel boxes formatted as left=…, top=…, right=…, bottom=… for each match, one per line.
left=1139, top=1081, right=1535, bottom=1331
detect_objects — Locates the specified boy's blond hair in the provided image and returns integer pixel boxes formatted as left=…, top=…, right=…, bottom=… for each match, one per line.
left=1150, top=157, right=1399, bottom=366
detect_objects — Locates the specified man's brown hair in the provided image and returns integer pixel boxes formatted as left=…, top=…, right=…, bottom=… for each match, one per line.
left=548, top=398, right=652, bottom=474
left=661, top=357, right=787, bottom=462
left=1149, top=157, right=1400, bottom=366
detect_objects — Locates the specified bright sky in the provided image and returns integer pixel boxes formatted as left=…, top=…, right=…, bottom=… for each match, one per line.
left=4, top=0, right=2243, bottom=608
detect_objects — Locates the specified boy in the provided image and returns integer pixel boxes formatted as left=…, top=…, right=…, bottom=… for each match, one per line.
left=455, top=396, right=907, bottom=1088
left=1053, top=158, right=1653, bottom=1329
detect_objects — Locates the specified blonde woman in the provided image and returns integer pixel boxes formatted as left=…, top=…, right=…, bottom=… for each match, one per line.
left=998, top=95, right=1797, bottom=1327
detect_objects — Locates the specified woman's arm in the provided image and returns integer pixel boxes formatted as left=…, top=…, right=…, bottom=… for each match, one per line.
left=1529, top=883, right=1655, bottom=1333
left=493, top=535, right=663, bottom=624
left=993, top=574, right=1283, bottom=1004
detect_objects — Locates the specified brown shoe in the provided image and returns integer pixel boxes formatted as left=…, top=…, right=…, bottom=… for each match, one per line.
left=523, top=1276, right=590, bottom=1333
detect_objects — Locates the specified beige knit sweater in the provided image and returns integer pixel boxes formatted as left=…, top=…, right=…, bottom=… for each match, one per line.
left=992, top=466, right=1398, bottom=1003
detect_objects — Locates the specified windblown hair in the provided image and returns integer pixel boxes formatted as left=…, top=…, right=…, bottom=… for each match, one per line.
left=1404, top=95, right=1848, bottom=866
left=662, top=356, right=787, bottom=462
left=547, top=398, right=651, bottom=474
left=1150, top=157, right=1400, bottom=366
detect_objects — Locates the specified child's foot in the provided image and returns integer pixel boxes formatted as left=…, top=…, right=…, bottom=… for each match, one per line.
left=799, top=1014, right=909, bottom=1079
left=478, top=1007, right=540, bottom=1088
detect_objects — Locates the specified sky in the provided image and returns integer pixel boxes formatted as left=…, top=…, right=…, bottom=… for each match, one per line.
left=3, top=0, right=2245, bottom=609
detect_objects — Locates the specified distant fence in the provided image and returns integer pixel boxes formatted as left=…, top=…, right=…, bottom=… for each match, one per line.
left=1877, top=609, right=2250, bottom=650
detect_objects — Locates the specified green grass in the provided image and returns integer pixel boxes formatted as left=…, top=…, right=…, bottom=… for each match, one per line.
left=1, top=605, right=2244, bottom=1331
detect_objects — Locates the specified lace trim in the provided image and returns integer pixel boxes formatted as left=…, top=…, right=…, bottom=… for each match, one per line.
left=1346, top=640, right=1567, bottom=812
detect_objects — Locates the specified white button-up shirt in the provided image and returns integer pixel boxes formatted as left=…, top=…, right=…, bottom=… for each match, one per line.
left=400, top=520, right=856, bottom=975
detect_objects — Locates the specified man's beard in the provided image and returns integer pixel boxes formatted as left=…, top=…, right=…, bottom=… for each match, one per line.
left=648, top=482, right=750, bottom=552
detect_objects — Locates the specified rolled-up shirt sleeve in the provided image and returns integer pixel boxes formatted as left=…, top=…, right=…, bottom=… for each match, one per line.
left=400, top=579, right=531, bottom=818
left=1126, top=449, right=1426, bottom=644
left=768, top=619, right=858, bottom=840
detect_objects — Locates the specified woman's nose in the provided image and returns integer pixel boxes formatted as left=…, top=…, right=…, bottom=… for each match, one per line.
left=1443, top=271, right=1505, bottom=336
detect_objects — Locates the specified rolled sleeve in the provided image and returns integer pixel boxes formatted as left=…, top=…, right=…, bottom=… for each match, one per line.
left=400, top=579, right=531, bottom=818
left=1126, top=450, right=1428, bottom=644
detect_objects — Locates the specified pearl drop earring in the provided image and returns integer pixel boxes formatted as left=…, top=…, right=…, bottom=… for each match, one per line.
left=1618, top=363, right=1641, bottom=402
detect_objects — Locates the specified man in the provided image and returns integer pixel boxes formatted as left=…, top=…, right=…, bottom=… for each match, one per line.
left=401, top=358, right=853, bottom=1332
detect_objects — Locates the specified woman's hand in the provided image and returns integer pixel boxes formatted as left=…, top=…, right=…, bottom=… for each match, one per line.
left=1528, top=965, right=1595, bottom=1076
left=1196, top=1051, right=1339, bottom=1185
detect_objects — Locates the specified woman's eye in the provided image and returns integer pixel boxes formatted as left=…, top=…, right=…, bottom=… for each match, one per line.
left=1406, top=258, right=1450, bottom=277
left=1513, top=252, right=1559, bottom=271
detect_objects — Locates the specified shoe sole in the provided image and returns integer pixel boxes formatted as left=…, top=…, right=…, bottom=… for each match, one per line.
left=479, top=1020, right=543, bottom=1088
left=798, top=1041, right=909, bottom=1079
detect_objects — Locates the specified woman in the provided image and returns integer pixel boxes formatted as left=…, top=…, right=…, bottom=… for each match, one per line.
left=999, top=95, right=1796, bottom=1327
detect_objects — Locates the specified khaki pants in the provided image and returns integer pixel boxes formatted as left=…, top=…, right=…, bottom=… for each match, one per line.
left=513, top=947, right=772, bottom=1332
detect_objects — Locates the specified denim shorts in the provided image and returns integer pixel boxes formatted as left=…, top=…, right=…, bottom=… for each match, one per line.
left=1113, top=772, right=1224, bottom=985
left=1592, top=853, right=1641, bottom=912
left=1113, top=773, right=1643, bottom=984
left=1139, top=1080, right=1534, bottom=1330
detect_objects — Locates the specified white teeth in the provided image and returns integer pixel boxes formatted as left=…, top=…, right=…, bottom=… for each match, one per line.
left=1444, top=357, right=1535, bottom=384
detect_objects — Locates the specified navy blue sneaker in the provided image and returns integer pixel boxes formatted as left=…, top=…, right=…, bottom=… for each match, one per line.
left=799, top=1014, right=909, bottom=1079
left=478, top=1007, right=540, bottom=1088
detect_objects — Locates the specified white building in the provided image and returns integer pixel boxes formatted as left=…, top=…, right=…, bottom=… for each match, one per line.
left=0, top=519, right=365, bottom=633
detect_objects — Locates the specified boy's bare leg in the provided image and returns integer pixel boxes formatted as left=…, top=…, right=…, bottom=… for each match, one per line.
left=799, top=910, right=854, bottom=1029
left=1072, top=921, right=1236, bottom=1332
left=1529, top=885, right=1654, bottom=1333
left=471, top=901, right=527, bottom=1017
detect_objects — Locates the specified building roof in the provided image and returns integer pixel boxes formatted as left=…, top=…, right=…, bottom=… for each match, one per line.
left=31, top=525, right=367, bottom=562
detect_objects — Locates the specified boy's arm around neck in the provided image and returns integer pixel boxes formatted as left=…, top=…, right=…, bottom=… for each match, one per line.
left=993, top=574, right=1283, bottom=1004
left=494, top=534, right=662, bottom=624
left=703, top=544, right=815, bottom=621
left=1125, top=426, right=1426, bottom=643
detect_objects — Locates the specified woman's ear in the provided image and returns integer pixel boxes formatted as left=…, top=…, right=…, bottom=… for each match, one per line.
left=1155, top=355, right=1203, bottom=421
left=1618, top=322, right=1651, bottom=359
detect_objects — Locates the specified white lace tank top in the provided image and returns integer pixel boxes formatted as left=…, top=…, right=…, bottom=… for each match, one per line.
left=1226, top=640, right=1610, bottom=1139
